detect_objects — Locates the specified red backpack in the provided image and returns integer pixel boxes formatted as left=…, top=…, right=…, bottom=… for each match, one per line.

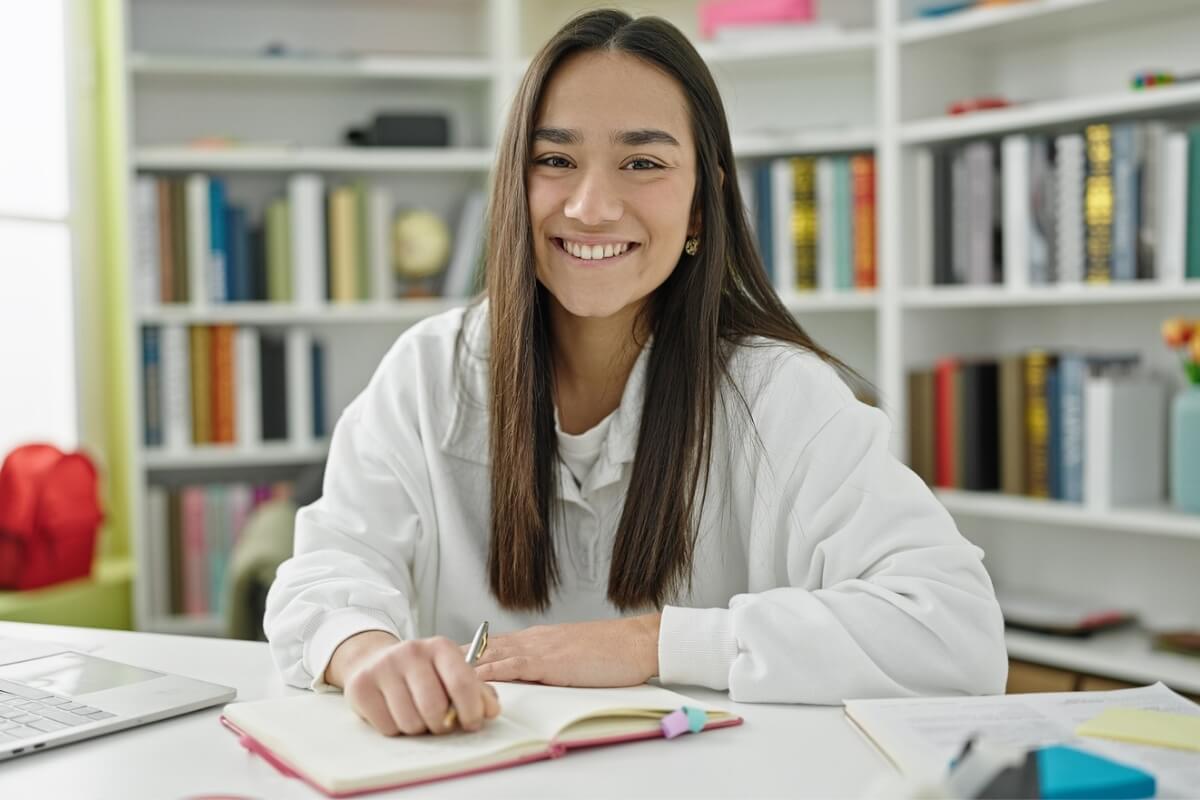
left=0, top=444, right=104, bottom=590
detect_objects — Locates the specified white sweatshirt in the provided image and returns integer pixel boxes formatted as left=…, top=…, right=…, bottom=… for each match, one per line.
left=264, top=304, right=1008, bottom=701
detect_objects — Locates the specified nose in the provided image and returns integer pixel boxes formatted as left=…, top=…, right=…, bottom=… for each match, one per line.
left=563, top=168, right=623, bottom=226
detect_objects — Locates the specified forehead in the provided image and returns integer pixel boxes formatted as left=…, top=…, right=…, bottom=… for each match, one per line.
left=534, top=50, right=692, bottom=144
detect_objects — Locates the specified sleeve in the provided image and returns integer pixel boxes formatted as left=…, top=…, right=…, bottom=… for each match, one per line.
left=657, top=360, right=1008, bottom=703
left=263, top=359, right=430, bottom=692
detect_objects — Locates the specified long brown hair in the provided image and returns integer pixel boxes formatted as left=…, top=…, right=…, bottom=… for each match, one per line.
left=463, top=8, right=856, bottom=613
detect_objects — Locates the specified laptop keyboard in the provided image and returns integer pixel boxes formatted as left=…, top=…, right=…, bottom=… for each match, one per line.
left=0, top=678, right=115, bottom=743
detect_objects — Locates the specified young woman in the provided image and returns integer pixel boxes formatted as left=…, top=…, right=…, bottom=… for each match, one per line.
left=264, top=9, right=1007, bottom=737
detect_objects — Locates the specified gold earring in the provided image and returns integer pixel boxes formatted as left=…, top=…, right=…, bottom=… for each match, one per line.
left=684, top=236, right=700, bottom=256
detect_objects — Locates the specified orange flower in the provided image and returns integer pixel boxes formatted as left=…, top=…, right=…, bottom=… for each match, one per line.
left=1163, top=318, right=1196, bottom=349
left=1191, top=330, right=1200, bottom=365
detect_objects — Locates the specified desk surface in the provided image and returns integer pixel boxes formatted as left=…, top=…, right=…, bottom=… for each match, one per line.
left=0, top=622, right=892, bottom=799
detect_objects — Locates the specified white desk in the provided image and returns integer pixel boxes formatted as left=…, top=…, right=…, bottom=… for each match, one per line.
left=0, top=622, right=892, bottom=799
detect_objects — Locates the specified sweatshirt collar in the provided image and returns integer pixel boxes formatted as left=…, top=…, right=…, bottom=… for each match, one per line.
left=440, top=303, right=649, bottom=471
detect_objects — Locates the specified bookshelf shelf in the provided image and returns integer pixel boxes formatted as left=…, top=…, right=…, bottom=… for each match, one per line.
left=732, top=126, right=877, bottom=159
left=935, top=489, right=1200, bottom=542
left=134, top=146, right=495, bottom=173
left=1005, top=627, right=1200, bottom=695
left=696, top=29, right=877, bottom=65
left=142, top=442, right=330, bottom=471
left=898, top=0, right=1197, bottom=48
left=129, top=53, right=495, bottom=82
left=137, top=299, right=468, bottom=327
left=900, top=82, right=1200, bottom=145
left=902, top=281, right=1200, bottom=310
left=783, top=291, right=878, bottom=313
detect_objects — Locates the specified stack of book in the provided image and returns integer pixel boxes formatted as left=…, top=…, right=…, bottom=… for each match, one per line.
left=915, top=121, right=1200, bottom=287
left=141, top=325, right=327, bottom=449
left=744, top=153, right=877, bottom=293
left=134, top=174, right=487, bottom=305
left=144, top=481, right=292, bottom=618
left=908, top=353, right=1166, bottom=508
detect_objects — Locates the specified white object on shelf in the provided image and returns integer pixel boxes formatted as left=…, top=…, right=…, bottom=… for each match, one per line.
left=934, top=489, right=1200, bottom=541
left=442, top=190, right=487, bottom=298
left=913, top=147, right=933, bottom=289
left=235, top=327, right=261, bottom=448
left=185, top=174, right=210, bottom=307
left=160, top=323, right=191, bottom=452
left=770, top=158, right=795, bottom=296
left=134, top=176, right=160, bottom=307
left=288, top=173, right=326, bottom=307
left=1084, top=374, right=1166, bottom=512
left=1159, top=132, right=1189, bottom=285
left=368, top=185, right=394, bottom=302
left=1001, top=134, right=1030, bottom=292
left=285, top=327, right=314, bottom=448
left=1054, top=133, right=1085, bottom=285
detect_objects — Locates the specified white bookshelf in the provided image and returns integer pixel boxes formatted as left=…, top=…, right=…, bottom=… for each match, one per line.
left=113, top=0, right=1200, bottom=688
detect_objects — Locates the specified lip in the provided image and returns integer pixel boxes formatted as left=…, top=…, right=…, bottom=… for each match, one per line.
left=552, top=236, right=640, bottom=265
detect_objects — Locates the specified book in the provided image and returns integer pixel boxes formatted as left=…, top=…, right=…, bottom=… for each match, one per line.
left=769, top=157, right=795, bottom=295
left=833, top=156, right=855, bottom=290
left=791, top=156, right=818, bottom=291
left=932, top=146, right=955, bottom=286
left=1110, top=122, right=1139, bottom=282
left=189, top=325, right=213, bottom=445
left=907, top=370, right=936, bottom=486
left=142, top=326, right=162, bottom=447
left=1055, top=134, right=1085, bottom=284
left=1083, top=372, right=1166, bottom=509
left=211, top=324, right=236, bottom=444
left=186, top=174, right=211, bottom=306
left=753, top=161, right=774, bottom=282
left=289, top=173, right=327, bottom=306
left=1160, top=131, right=1188, bottom=284
left=1025, top=350, right=1054, bottom=498
left=221, top=682, right=741, bottom=797
left=914, top=148, right=934, bottom=289
left=1001, top=134, right=1029, bottom=291
left=850, top=153, right=876, bottom=288
left=235, top=327, right=261, bottom=447
left=964, top=141, right=996, bottom=285
left=1029, top=135, right=1057, bottom=285
left=209, top=178, right=229, bottom=302
left=998, top=355, right=1028, bottom=496
left=934, top=358, right=958, bottom=488
left=951, top=146, right=968, bottom=285
left=1188, top=125, right=1200, bottom=280
left=443, top=190, right=487, bottom=298
left=1139, top=122, right=1168, bottom=281
left=286, top=327, right=314, bottom=446
left=1083, top=123, right=1113, bottom=283
left=161, top=323, right=192, bottom=451
left=135, top=177, right=161, bottom=308
left=816, top=156, right=837, bottom=292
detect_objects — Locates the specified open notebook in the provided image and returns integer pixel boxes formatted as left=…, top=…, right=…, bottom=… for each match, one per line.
left=221, top=682, right=742, bottom=797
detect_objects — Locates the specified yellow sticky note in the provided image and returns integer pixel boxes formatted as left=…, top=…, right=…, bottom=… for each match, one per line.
left=1077, top=708, right=1200, bottom=752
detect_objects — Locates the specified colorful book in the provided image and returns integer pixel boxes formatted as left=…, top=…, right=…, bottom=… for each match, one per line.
left=235, top=327, right=261, bottom=447
left=833, top=156, right=855, bottom=290
left=328, top=185, right=360, bottom=303
left=1110, top=122, right=1139, bottom=281
left=180, top=486, right=208, bottom=616
left=170, top=178, right=190, bottom=303
left=189, top=325, right=213, bottom=445
left=791, top=156, right=817, bottom=291
left=934, top=358, right=958, bottom=489
left=1024, top=350, right=1054, bottom=498
left=211, top=324, right=236, bottom=444
left=142, top=326, right=162, bottom=447
left=754, top=160, right=774, bottom=283
left=907, top=370, right=936, bottom=486
left=209, top=178, right=229, bottom=301
left=259, top=334, right=289, bottom=441
left=221, top=683, right=740, bottom=797
left=1029, top=135, right=1057, bottom=285
left=266, top=198, right=292, bottom=302
left=156, top=178, right=175, bottom=303
left=999, top=355, right=1027, bottom=496
left=850, top=154, right=876, bottom=288
left=1083, top=124, right=1113, bottom=283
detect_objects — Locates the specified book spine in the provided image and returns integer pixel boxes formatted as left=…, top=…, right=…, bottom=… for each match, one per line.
left=1110, top=122, right=1138, bottom=281
left=171, top=179, right=190, bottom=303
left=959, top=363, right=980, bottom=489
left=999, top=355, right=1027, bottom=495
left=311, top=340, right=326, bottom=439
left=354, top=180, right=371, bottom=301
left=1055, top=134, right=1085, bottom=284
left=189, top=325, right=212, bottom=444
left=1188, top=125, right=1200, bottom=279
left=1139, top=122, right=1167, bottom=281
left=1046, top=362, right=1062, bottom=500
left=1160, top=131, right=1189, bottom=284
left=754, top=161, right=774, bottom=283
left=834, top=156, right=855, bottom=290
left=907, top=370, right=935, bottom=485
left=186, top=174, right=210, bottom=307
left=161, top=323, right=192, bottom=451
left=913, top=148, right=935, bottom=289
left=443, top=190, right=487, bottom=298
left=1084, top=124, right=1113, bottom=283
left=1083, top=375, right=1112, bottom=509
left=816, top=157, right=837, bottom=292
left=1059, top=355, right=1086, bottom=503
left=286, top=327, right=314, bottom=447
left=235, top=326, right=262, bottom=448
left=181, top=486, right=207, bottom=616
left=156, top=178, right=175, bottom=303
left=770, top=158, right=795, bottom=295
left=1002, top=134, right=1030, bottom=291
left=206, top=485, right=224, bottom=615
left=258, top=334, right=289, bottom=441
left=135, top=176, right=161, bottom=308
left=934, top=358, right=958, bottom=488
left=368, top=185, right=394, bottom=302
left=142, top=326, right=163, bottom=447
left=792, top=157, right=817, bottom=291
left=1029, top=135, right=1057, bottom=285
left=209, top=178, right=229, bottom=302
left=211, top=324, right=236, bottom=444
left=965, top=141, right=995, bottom=285
left=850, top=154, right=876, bottom=288
left=167, top=489, right=184, bottom=614
left=289, top=173, right=326, bottom=306
left=329, top=186, right=359, bottom=303
left=932, top=147, right=954, bottom=285
left=1025, top=350, right=1051, bottom=497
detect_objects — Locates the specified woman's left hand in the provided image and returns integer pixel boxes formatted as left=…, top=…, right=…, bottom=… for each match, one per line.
left=472, top=614, right=661, bottom=687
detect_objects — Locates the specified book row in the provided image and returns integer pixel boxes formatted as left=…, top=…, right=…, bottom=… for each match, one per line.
left=907, top=353, right=1167, bottom=509
left=916, top=120, right=1200, bottom=288
left=134, top=174, right=487, bottom=307
left=741, top=153, right=877, bottom=292
left=144, top=481, right=293, bottom=618
left=141, top=325, right=328, bottom=449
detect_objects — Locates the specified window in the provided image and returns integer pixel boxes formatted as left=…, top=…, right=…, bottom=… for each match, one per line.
left=0, top=0, right=78, bottom=458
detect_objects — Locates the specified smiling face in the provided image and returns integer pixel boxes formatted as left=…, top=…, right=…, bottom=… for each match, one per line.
left=527, top=50, right=698, bottom=321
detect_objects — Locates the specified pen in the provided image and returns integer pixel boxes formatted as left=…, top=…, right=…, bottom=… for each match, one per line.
left=442, top=620, right=489, bottom=730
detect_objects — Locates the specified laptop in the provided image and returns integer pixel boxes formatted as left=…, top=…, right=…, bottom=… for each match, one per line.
left=0, top=637, right=236, bottom=759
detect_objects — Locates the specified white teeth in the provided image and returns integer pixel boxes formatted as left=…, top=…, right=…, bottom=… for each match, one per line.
left=561, top=239, right=632, bottom=260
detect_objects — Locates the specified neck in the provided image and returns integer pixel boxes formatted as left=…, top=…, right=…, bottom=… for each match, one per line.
left=548, top=295, right=648, bottom=434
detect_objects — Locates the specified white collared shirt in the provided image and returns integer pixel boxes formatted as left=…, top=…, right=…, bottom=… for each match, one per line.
left=264, top=304, right=1008, bottom=701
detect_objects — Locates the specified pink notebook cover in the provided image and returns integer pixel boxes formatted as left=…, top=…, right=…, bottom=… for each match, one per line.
left=220, top=712, right=743, bottom=798
left=699, top=0, right=815, bottom=39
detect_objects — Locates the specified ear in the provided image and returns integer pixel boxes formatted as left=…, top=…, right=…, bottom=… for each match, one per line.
left=689, top=167, right=725, bottom=236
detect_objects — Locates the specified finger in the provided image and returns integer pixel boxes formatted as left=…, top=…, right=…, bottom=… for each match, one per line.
left=482, top=684, right=501, bottom=719
left=405, top=659, right=453, bottom=734
left=475, top=656, right=537, bottom=685
left=433, top=648, right=486, bottom=731
left=346, top=680, right=400, bottom=736
left=376, top=672, right=427, bottom=736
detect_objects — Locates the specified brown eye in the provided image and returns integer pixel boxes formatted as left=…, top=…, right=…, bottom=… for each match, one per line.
left=537, top=156, right=571, bottom=168
left=625, top=159, right=662, bottom=171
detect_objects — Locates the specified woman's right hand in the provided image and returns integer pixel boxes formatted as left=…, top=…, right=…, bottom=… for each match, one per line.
left=326, top=630, right=501, bottom=736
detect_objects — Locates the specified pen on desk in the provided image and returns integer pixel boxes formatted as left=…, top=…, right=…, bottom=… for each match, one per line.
left=442, top=620, right=489, bottom=730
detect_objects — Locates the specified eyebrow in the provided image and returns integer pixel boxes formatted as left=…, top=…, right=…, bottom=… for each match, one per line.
left=531, top=127, right=681, bottom=147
